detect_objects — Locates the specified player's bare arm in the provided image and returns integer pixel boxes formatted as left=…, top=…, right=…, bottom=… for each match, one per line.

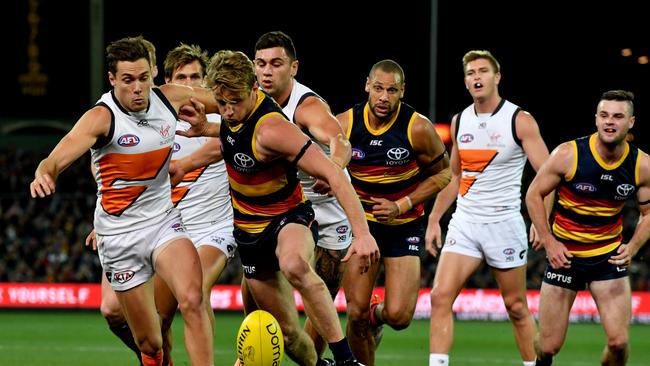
left=525, top=143, right=574, bottom=269
left=515, top=110, right=552, bottom=245
left=175, top=98, right=221, bottom=138
left=295, top=96, right=351, bottom=168
left=256, top=116, right=380, bottom=273
left=609, top=151, right=650, bottom=267
left=31, top=107, right=111, bottom=198
left=169, top=137, right=223, bottom=186
left=426, top=114, right=460, bottom=257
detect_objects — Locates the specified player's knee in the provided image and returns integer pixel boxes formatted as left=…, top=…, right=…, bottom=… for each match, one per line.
left=135, top=333, right=163, bottom=354
left=429, top=287, right=455, bottom=310
left=100, top=299, right=124, bottom=325
left=607, top=336, right=629, bottom=354
left=279, top=258, right=311, bottom=287
left=503, top=296, right=530, bottom=321
left=538, top=341, right=562, bottom=356
left=383, top=310, right=412, bottom=330
left=176, top=290, right=204, bottom=316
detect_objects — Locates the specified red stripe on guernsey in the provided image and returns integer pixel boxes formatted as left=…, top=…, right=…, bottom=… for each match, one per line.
left=233, top=184, right=303, bottom=216
left=553, top=212, right=622, bottom=234
left=226, top=163, right=285, bottom=185
left=558, top=186, right=621, bottom=209
left=350, top=160, right=418, bottom=176
left=564, top=235, right=621, bottom=252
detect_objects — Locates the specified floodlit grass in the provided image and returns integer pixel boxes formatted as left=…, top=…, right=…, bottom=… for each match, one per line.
left=0, top=310, right=649, bottom=365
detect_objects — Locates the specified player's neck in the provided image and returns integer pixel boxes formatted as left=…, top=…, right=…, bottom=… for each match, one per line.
left=473, top=95, right=501, bottom=114
left=594, top=138, right=627, bottom=163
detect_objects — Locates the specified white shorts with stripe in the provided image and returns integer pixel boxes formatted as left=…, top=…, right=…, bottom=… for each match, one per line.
left=441, top=215, right=528, bottom=269
left=97, top=208, right=190, bottom=291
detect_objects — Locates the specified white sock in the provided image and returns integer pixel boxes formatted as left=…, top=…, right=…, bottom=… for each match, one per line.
left=523, top=361, right=536, bottom=366
left=429, top=353, right=449, bottom=365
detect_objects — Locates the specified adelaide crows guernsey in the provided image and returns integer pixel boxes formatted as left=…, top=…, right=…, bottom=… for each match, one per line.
left=345, top=101, right=423, bottom=225
left=91, top=88, right=176, bottom=235
left=552, top=134, right=641, bottom=257
left=220, top=90, right=305, bottom=234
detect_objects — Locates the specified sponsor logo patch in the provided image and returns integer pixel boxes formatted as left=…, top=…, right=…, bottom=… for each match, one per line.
left=351, top=148, right=365, bottom=160
left=117, top=134, right=140, bottom=147
left=573, top=182, right=597, bottom=193
left=113, top=270, right=135, bottom=284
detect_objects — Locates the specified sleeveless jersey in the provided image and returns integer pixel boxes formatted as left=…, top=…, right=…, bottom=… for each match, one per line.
left=552, top=134, right=641, bottom=257
left=91, top=88, right=176, bottom=235
left=453, top=99, right=526, bottom=223
left=345, top=101, right=423, bottom=225
left=280, top=79, right=350, bottom=204
left=220, top=90, right=305, bottom=234
left=172, top=114, right=232, bottom=232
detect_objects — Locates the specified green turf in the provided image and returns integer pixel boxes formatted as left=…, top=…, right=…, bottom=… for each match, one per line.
left=0, top=310, right=649, bottom=365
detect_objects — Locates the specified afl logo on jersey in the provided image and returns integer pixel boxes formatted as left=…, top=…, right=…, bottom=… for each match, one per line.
left=574, top=182, right=597, bottom=193
left=351, top=148, right=365, bottom=160
left=459, top=134, right=474, bottom=143
left=118, top=134, right=140, bottom=147
left=173, top=143, right=181, bottom=153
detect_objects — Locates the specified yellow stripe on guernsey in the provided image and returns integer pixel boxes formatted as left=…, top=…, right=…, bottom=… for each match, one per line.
left=566, top=141, right=578, bottom=181
left=228, top=175, right=288, bottom=196
left=552, top=222, right=622, bottom=244
left=349, top=166, right=420, bottom=184
left=363, top=103, right=401, bottom=135
left=556, top=195, right=623, bottom=216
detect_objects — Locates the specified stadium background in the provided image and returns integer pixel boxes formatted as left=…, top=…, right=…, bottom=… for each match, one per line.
left=1, top=0, right=650, bottom=364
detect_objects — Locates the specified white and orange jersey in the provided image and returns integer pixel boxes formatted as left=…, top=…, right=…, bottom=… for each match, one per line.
left=281, top=79, right=349, bottom=204
left=172, top=115, right=232, bottom=232
left=453, top=99, right=526, bottom=222
left=91, top=89, right=177, bottom=235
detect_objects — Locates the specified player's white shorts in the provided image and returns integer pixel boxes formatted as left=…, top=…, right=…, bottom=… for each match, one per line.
left=97, top=208, right=190, bottom=291
left=313, top=199, right=352, bottom=251
left=441, top=215, right=528, bottom=269
left=188, top=224, right=237, bottom=259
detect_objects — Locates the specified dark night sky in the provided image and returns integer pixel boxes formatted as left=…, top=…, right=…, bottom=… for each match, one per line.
left=3, top=0, right=648, bottom=151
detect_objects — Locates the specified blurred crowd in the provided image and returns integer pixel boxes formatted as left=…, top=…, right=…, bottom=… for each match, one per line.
left=2, top=146, right=649, bottom=290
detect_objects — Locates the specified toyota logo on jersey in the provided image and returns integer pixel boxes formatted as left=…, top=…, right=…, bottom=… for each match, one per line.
left=387, top=147, right=409, bottom=160
left=234, top=153, right=255, bottom=168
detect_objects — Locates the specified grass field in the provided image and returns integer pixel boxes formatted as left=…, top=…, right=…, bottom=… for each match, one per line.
left=1, top=310, right=649, bottom=365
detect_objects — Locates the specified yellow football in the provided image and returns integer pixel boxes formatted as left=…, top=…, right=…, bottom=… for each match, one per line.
left=236, top=310, right=284, bottom=366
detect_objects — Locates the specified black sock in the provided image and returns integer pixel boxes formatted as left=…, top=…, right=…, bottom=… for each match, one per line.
left=109, top=320, right=143, bottom=365
left=535, top=356, right=552, bottom=366
left=328, top=338, right=353, bottom=362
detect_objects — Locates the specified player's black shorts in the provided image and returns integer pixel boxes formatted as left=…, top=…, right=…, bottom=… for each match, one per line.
left=368, top=217, right=424, bottom=257
left=542, top=247, right=628, bottom=291
left=234, top=201, right=317, bottom=279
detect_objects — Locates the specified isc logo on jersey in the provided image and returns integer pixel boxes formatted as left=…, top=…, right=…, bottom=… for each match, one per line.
left=118, top=134, right=140, bottom=147
left=236, top=310, right=284, bottom=366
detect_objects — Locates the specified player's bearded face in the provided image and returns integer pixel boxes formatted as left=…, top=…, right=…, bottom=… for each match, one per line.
left=110, top=59, right=154, bottom=113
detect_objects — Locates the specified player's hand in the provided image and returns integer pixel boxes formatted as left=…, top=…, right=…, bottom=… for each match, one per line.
left=169, top=161, right=185, bottom=187
left=30, top=173, right=56, bottom=198
left=85, top=229, right=97, bottom=251
left=543, top=237, right=573, bottom=269
left=311, top=178, right=332, bottom=195
left=370, top=197, right=400, bottom=223
left=529, top=224, right=543, bottom=251
left=342, top=233, right=380, bottom=274
left=177, top=97, right=208, bottom=137
left=425, top=219, right=443, bottom=258
left=608, top=243, right=632, bottom=269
